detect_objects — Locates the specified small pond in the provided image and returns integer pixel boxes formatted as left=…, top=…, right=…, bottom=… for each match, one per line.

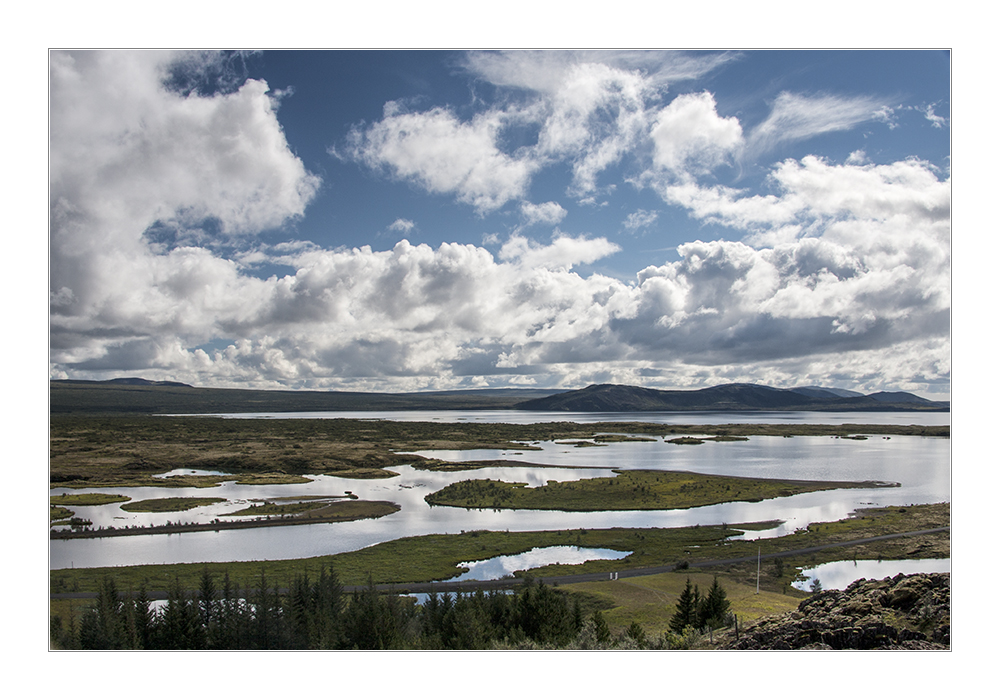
left=792, top=558, right=951, bottom=591
left=447, top=545, right=631, bottom=582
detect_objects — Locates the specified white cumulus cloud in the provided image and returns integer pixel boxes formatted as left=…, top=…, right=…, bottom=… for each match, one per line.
left=343, top=104, right=537, bottom=213
left=520, top=201, right=568, bottom=226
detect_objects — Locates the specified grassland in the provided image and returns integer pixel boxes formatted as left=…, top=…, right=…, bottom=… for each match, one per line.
left=50, top=505, right=73, bottom=521
left=120, top=497, right=226, bottom=513
left=560, top=569, right=807, bottom=635
left=51, top=500, right=400, bottom=540
left=50, top=493, right=130, bottom=506
left=50, top=414, right=949, bottom=490
left=49, top=502, right=948, bottom=596
left=224, top=496, right=352, bottom=517
left=424, top=469, right=892, bottom=511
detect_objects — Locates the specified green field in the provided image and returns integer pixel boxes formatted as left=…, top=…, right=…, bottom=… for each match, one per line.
left=50, top=493, right=130, bottom=506
left=120, top=497, right=226, bottom=512
left=424, top=469, right=890, bottom=511
left=49, top=502, right=949, bottom=595
left=50, top=413, right=949, bottom=490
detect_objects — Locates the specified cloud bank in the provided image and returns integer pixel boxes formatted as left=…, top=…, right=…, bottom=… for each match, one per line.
left=50, top=51, right=950, bottom=396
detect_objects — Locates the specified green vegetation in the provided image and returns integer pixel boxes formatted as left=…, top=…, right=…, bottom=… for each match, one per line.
left=669, top=576, right=730, bottom=632
left=52, top=500, right=401, bottom=540
left=558, top=569, right=789, bottom=639
left=51, top=493, right=130, bottom=506
left=49, top=503, right=949, bottom=648
left=224, top=497, right=351, bottom=517
left=424, top=469, right=890, bottom=511
left=50, top=505, right=73, bottom=521
left=49, top=502, right=948, bottom=596
left=51, top=570, right=608, bottom=650
left=50, top=414, right=948, bottom=489
left=667, top=435, right=751, bottom=444
left=121, top=497, right=226, bottom=513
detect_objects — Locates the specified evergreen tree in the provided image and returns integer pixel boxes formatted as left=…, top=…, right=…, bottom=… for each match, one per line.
left=669, top=578, right=699, bottom=634
left=154, top=577, right=206, bottom=649
left=251, top=570, right=284, bottom=649
left=284, top=573, right=312, bottom=648
left=591, top=610, right=612, bottom=646
left=311, top=566, right=345, bottom=649
left=625, top=621, right=648, bottom=648
left=131, top=582, right=153, bottom=649
left=198, top=568, right=217, bottom=639
left=698, top=576, right=731, bottom=629
left=344, top=577, right=402, bottom=649
left=80, top=577, right=127, bottom=649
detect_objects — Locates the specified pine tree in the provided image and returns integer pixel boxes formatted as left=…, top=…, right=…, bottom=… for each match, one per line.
left=625, top=621, right=648, bottom=648
left=198, top=568, right=217, bottom=639
left=698, top=576, right=731, bottom=629
left=591, top=610, right=612, bottom=646
left=669, top=578, right=699, bottom=634
left=312, top=566, right=344, bottom=648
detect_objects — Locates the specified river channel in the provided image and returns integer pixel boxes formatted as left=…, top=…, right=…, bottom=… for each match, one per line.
left=50, top=411, right=949, bottom=571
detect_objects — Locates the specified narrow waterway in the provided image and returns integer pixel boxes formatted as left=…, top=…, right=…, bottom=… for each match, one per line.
left=50, top=427, right=949, bottom=570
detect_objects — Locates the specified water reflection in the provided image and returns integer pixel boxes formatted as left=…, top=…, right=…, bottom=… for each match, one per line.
left=195, top=410, right=950, bottom=426
left=447, top=546, right=630, bottom=582
left=792, top=558, right=951, bottom=591
left=50, top=433, right=950, bottom=571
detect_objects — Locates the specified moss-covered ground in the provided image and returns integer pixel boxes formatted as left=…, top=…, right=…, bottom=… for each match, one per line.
left=50, top=415, right=948, bottom=489
left=120, top=497, right=226, bottom=512
left=50, top=502, right=948, bottom=597
left=424, top=469, right=890, bottom=511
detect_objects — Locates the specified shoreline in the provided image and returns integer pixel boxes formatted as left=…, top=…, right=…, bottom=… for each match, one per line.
left=49, top=500, right=400, bottom=540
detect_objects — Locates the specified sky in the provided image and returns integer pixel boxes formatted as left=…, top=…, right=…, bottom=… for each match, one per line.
left=48, top=49, right=951, bottom=397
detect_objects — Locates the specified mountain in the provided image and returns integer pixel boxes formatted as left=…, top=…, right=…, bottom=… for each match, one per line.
left=866, top=391, right=935, bottom=404
left=50, top=379, right=564, bottom=414
left=49, top=378, right=948, bottom=415
left=104, top=377, right=193, bottom=387
left=790, top=386, right=865, bottom=399
left=513, top=383, right=948, bottom=413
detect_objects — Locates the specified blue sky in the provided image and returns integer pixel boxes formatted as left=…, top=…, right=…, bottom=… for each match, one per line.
left=49, top=50, right=951, bottom=397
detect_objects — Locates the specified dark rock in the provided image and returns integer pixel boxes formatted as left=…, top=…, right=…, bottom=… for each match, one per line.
left=721, top=573, right=950, bottom=650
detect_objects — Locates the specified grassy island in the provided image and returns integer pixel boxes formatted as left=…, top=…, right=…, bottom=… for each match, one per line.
left=50, top=415, right=948, bottom=489
left=49, top=502, right=948, bottom=595
left=424, top=469, right=895, bottom=511
left=50, top=493, right=130, bottom=506
left=120, top=497, right=226, bottom=513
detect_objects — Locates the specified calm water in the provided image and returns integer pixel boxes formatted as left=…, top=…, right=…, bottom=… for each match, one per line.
left=50, top=414, right=949, bottom=571
left=198, top=410, right=950, bottom=426
left=792, top=558, right=951, bottom=591
left=449, top=546, right=630, bottom=582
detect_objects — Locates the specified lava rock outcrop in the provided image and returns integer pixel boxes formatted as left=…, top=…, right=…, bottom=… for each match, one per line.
left=723, top=572, right=950, bottom=650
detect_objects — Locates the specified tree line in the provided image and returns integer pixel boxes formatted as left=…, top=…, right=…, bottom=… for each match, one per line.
left=51, top=568, right=731, bottom=650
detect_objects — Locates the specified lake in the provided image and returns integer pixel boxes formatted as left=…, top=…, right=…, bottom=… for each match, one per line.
left=195, top=409, right=951, bottom=426
left=50, top=411, right=949, bottom=571
left=792, top=558, right=951, bottom=591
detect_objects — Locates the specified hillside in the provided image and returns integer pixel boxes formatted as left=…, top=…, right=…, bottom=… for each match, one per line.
left=514, top=383, right=948, bottom=412
left=49, top=380, right=562, bottom=414
left=50, top=379, right=948, bottom=415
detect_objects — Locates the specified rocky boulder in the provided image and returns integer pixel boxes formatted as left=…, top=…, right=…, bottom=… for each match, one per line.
left=722, top=572, right=950, bottom=650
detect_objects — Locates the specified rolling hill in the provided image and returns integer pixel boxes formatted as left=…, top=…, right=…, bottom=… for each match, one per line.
left=512, top=383, right=948, bottom=413
left=50, top=379, right=948, bottom=414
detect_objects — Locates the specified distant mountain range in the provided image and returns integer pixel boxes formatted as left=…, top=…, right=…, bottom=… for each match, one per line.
left=513, top=383, right=948, bottom=413
left=49, top=378, right=947, bottom=414
left=49, top=379, right=563, bottom=414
